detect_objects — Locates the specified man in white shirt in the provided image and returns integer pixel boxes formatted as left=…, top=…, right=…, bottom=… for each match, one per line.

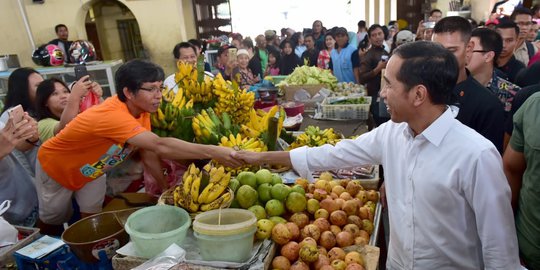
left=163, top=42, right=213, bottom=93
left=233, top=41, right=520, bottom=269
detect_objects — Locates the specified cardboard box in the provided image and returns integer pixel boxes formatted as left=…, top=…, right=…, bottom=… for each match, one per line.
left=283, top=84, right=327, bottom=101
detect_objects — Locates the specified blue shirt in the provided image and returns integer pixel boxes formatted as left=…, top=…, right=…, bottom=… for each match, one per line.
left=331, top=44, right=356, bottom=83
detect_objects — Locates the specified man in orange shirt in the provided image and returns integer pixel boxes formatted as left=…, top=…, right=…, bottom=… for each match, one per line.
left=36, top=59, right=243, bottom=235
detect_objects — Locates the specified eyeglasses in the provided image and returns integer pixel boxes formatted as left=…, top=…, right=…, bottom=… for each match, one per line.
left=472, top=50, right=490, bottom=53
left=139, top=85, right=165, bottom=94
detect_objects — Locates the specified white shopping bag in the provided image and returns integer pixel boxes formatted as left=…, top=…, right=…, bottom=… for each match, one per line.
left=0, top=200, right=18, bottom=247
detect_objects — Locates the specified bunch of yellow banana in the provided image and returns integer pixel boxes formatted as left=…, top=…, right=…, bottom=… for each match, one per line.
left=192, top=108, right=236, bottom=145
left=184, top=76, right=214, bottom=104
left=240, top=106, right=285, bottom=139
left=174, top=163, right=202, bottom=212
left=197, top=165, right=232, bottom=211
left=173, top=163, right=233, bottom=212
left=174, top=61, right=197, bottom=85
left=212, top=75, right=255, bottom=126
left=150, top=86, right=195, bottom=139
left=289, top=126, right=341, bottom=149
left=217, top=133, right=267, bottom=175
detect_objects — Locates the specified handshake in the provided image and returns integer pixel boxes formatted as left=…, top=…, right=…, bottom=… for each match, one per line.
left=213, top=147, right=291, bottom=169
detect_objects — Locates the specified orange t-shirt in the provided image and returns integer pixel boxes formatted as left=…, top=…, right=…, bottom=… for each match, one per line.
left=38, top=96, right=150, bottom=190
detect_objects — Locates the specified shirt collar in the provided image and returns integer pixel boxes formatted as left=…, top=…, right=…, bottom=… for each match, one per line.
left=404, top=107, right=456, bottom=147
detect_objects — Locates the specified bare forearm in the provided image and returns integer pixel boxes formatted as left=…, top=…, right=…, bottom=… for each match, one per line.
left=257, top=151, right=292, bottom=167
left=55, top=96, right=81, bottom=135
left=155, top=137, right=214, bottom=160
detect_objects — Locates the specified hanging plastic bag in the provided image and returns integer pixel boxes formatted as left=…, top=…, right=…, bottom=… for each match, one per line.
left=0, top=200, right=18, bottom=247
left=79, top=90, right=100, bottom=112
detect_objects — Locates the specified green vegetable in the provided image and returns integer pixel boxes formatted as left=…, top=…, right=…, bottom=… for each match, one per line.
left=276, top=66, right=338, bottom=90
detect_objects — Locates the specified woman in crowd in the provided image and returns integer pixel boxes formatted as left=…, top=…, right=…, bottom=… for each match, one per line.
left=279, top=40, right=301, bottom=75
left=233, top=49, right=260, bottom=90
left=0, top=68, right=43, bottom=123
left=35, top=77, right=102, bottom=143
left=0, top=67, right=42, bottom=227
left=317, top=32, right=336, bottom=70
left=312, top=20, right=326, bottom=50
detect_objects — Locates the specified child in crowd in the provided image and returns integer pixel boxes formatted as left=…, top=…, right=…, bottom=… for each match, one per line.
left=265, top=50, right=280, bottom=76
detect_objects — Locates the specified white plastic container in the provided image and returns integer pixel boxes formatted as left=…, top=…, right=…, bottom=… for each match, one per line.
left=192, top=209, right=257, bottom=262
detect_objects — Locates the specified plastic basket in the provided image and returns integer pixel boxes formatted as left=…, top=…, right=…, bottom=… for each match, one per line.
left=321, top=96, right=372, bottom=120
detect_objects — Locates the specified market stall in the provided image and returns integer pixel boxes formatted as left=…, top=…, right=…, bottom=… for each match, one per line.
left=0, top=61, right=381, bottom=270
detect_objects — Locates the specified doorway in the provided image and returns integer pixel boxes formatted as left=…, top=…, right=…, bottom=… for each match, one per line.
left=397, top=0, right=425, bottom=31
left=85, top=0, right=146, bottom=61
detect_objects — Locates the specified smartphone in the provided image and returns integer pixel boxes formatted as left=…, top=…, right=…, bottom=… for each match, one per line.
left=423, top=21, right=436, bottom=29
left=228, top=48, right=237, bottom=62
left=7, top=105, right=24, bottom=124
left=381, top=55, right=389, bottom=62
left=74, top=64, right=89, bottom=81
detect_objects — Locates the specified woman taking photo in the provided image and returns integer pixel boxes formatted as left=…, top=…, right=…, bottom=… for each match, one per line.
left=35, top=76, right=102, bottom=142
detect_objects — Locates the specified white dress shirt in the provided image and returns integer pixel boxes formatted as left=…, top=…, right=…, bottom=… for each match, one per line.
left=290, top=108, right=520, bottom=269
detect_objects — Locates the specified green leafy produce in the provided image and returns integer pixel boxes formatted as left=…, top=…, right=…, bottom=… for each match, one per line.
left=276, top=66, right=338, bottom=90
left=331, top=97, right=369, bottom=105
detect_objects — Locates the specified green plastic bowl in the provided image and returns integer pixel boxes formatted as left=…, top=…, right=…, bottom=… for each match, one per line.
left=124, top=205, right=190, bottom=258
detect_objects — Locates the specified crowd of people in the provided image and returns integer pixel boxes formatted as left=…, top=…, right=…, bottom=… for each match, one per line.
left=1, top=2, right=540, bottom=269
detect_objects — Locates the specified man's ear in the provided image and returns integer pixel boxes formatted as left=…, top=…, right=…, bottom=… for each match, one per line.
left=485, top=51, right=495, bottom=64
left=123, top=87, right=133, bottom=100
left=412, top=84, right=429, bottom=107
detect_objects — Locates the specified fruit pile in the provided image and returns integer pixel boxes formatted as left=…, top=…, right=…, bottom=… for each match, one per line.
left=289, top=126, right=342, bottom=149
left=173, top=163, right=232, bottom=213
left=216, top=134, right=267, bottom=174
left=151, top=86, right=195, bottom=140
left=257, top=172, right=379, bottom=270
left=332, top=82, right=367, bottom=97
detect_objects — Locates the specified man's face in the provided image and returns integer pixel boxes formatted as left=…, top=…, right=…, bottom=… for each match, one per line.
left=467, top=37, right=491, bottom=75
left=178, top=47, right=197, bottom=66
left=305, top=36, right=314, bottom=50
left=369, top=27, right=385, bottom=47
left=430, top=11, right=443, bottom=22
left=56, top=26, right=69, bottom=41
left=432, top=31, right=470, bottom=71
left=497, top=28, right=518, bottom=58
left=380, top=56, right=415, bottom=123
left=131, top=81, right=163, bottom=114
left=528, top=23, right=539, bottom=42
left=514, top=14, right=533, bottom=40
left=255, top=35, right=266, bottom=49
left=335, top=33, right=349, bottom=48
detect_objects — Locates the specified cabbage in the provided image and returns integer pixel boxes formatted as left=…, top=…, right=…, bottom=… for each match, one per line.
left=276, top=66, right=338, bottom=90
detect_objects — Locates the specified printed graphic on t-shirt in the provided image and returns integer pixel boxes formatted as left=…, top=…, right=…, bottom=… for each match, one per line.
left=80, top=143, right=134, bottom=179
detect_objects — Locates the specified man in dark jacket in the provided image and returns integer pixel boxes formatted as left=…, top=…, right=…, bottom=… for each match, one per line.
left=48, top=24, right=72, bottom=62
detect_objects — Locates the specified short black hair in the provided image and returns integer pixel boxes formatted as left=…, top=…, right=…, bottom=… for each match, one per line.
left=496, top=21, right=520, bottom=36
left=304, top=33, right=314, bottom=41
left=471, top=28, right=503, bottom=63
left=430, top=9, right=442, bottom=16
left=357, top=20, right=366, bottom=28
left=35, top=78, right=69, bottom=121
left=55, top=24, right=67, bottom=33
left=115, top=59, right=165, bottom=102
left=510, top=7, right=533, bottom=21
left=392, top=41, right=459, bottom=105
left=172, top=42, right=197, bottom=60
left=1, top=68, right=40, bottom=116
left=368, top=24, right=384, bottom=37
left=217, top=44, right=235, bottom=57
left=433, top=16, right=472, bottom=43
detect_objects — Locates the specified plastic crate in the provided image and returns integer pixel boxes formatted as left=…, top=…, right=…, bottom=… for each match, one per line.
left=321, top=96, right=372, bottom=120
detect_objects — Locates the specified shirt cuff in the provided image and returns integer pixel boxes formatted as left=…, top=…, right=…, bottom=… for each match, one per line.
left=290, top=146, right=314, bottom=182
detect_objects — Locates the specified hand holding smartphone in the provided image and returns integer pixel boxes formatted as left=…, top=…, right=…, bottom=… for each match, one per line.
left=74, top=64, right=90, bottom=82
left=7, top=105, right=24, bottom=124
